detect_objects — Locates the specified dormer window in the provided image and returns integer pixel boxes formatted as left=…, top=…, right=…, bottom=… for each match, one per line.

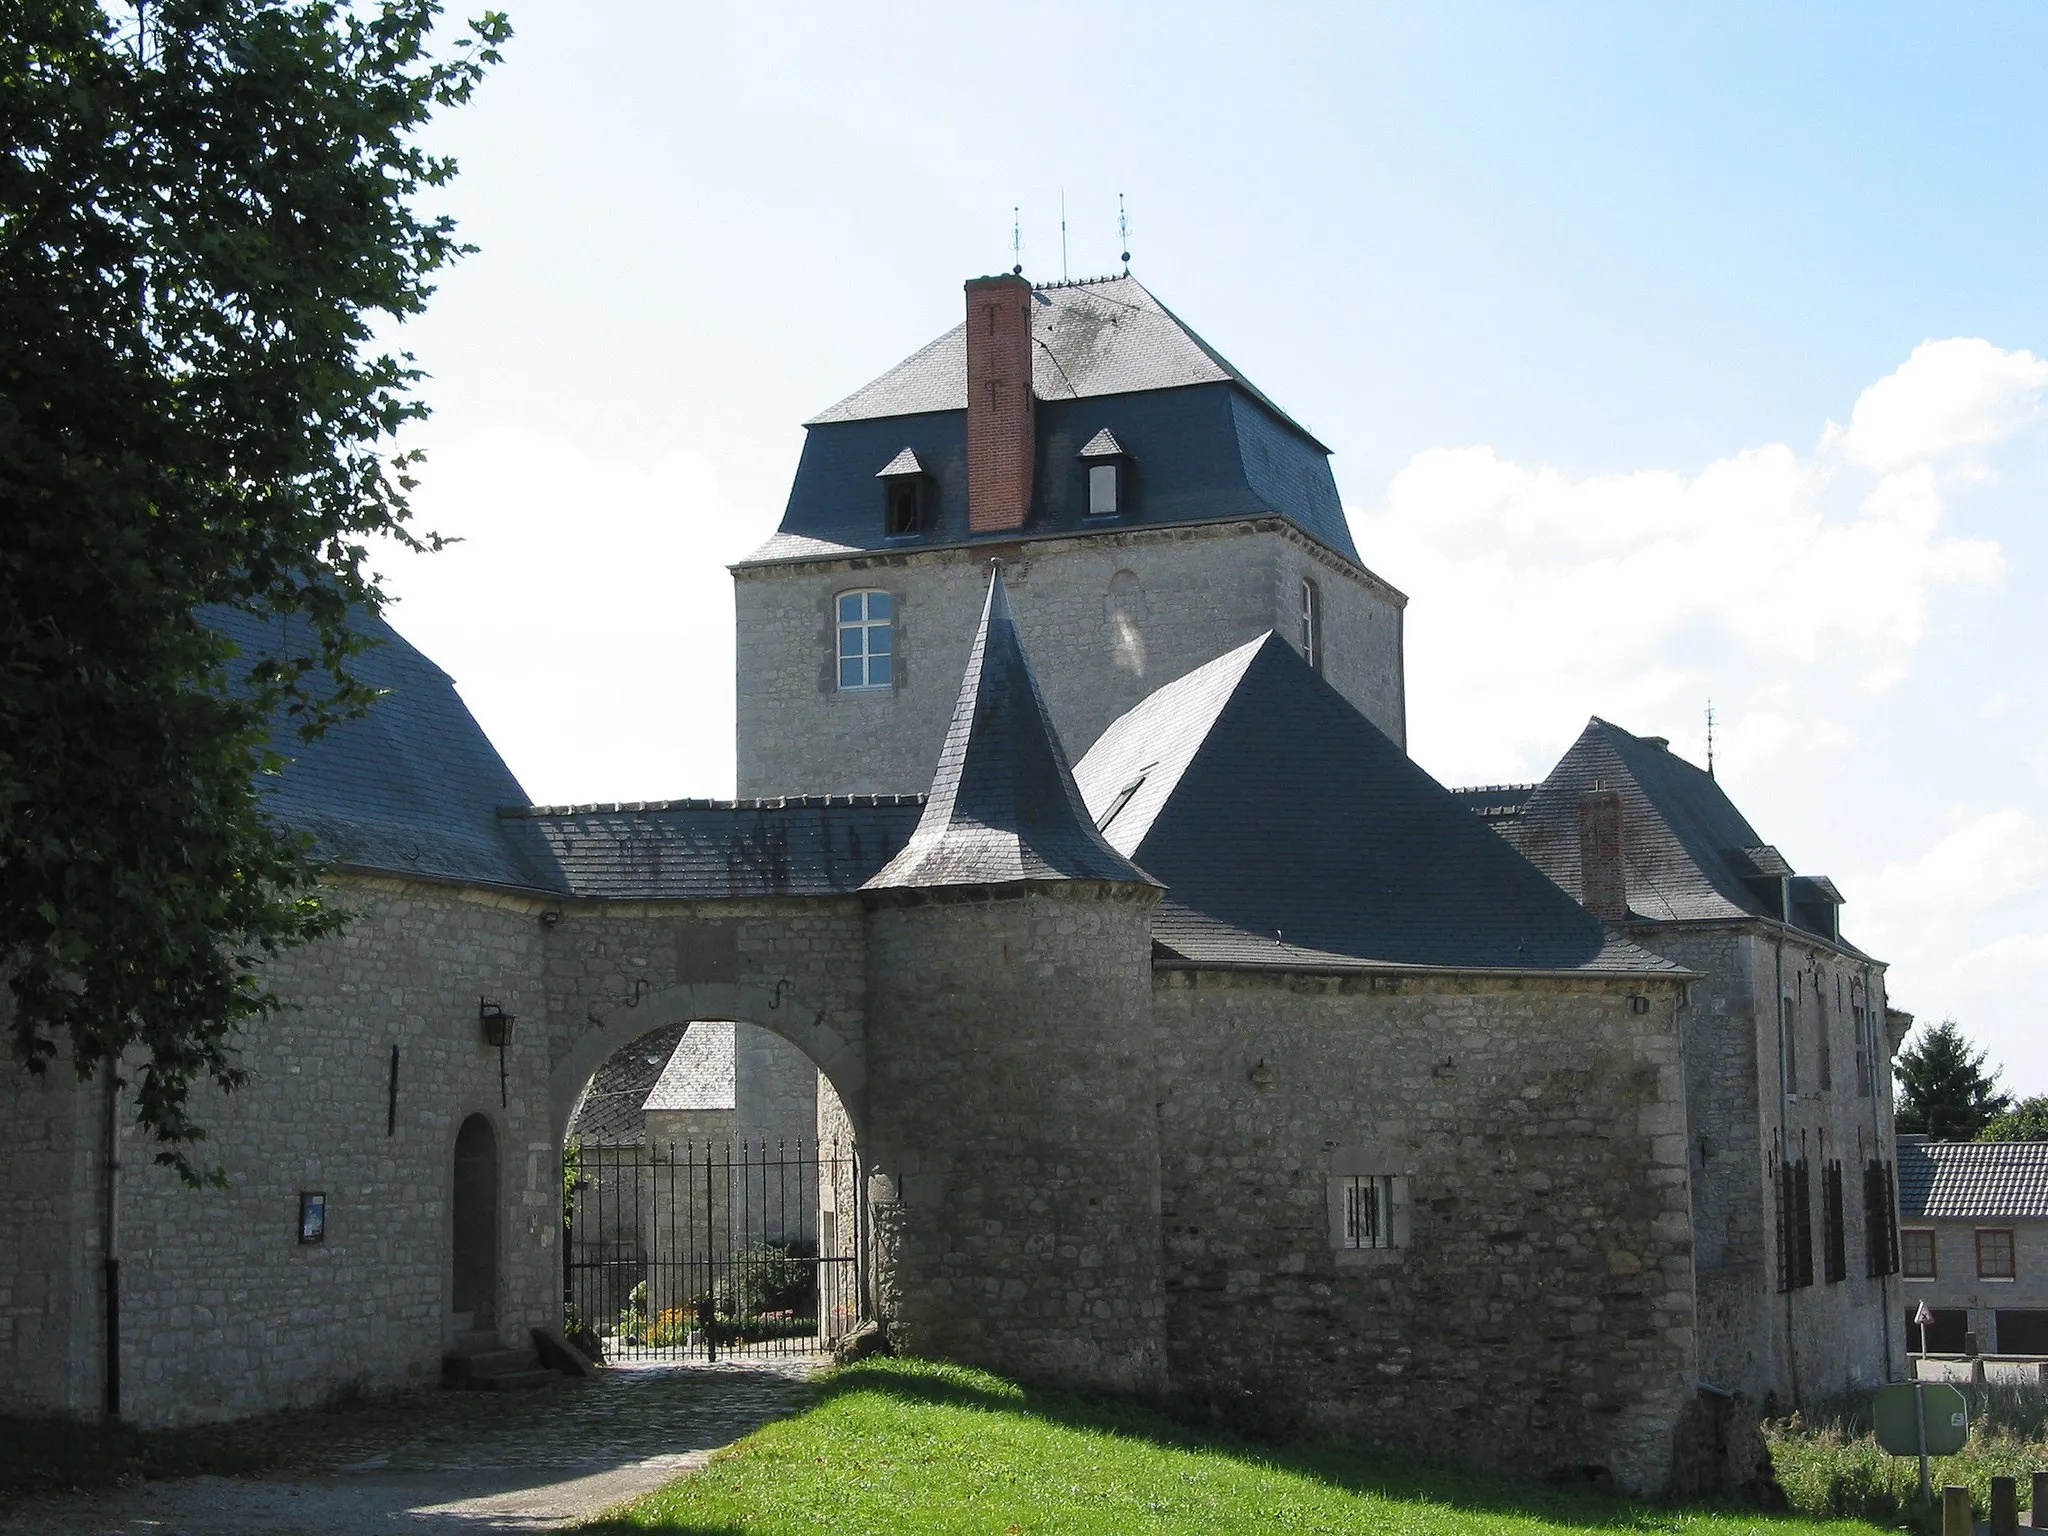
left=875, top=447, right=931, bottom=537
left=1078, top=428, right=1128, bottom=517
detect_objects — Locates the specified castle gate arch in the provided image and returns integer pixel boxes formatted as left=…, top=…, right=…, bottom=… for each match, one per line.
left=549, top=970, right=870, bottom=1358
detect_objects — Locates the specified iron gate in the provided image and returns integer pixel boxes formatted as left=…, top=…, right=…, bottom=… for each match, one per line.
left=564, top=1140, right=867, bottom=1361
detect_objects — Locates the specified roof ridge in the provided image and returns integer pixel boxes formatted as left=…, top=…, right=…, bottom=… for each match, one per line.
left=505, top=794, right=928, bottom=818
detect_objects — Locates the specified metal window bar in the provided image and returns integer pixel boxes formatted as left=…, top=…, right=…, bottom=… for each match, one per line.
left=1340, top=1174, right=1394, bottom=1250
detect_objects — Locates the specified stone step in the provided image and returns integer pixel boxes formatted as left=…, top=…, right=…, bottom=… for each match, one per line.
left=468, top=1368, right=567, bottom=1392
left=446, top=1347, right=535, bottom=1381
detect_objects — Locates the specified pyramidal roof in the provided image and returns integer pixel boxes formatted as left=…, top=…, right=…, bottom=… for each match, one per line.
left=864, top=568, right=1154, bottom=892
left=807, top=274, right=1326, bottom=451
left=1508, top=718, right=1856, bottom=943
left=1070, top=635, right=1677, bottom=974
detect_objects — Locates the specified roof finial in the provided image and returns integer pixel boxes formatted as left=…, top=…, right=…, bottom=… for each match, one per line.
left=1060, top=189, right=1069, bottom=283
left=1705, top=699, right=1716, bottom=780
left=1012, top=206, right=1023, bottom=276
left=1118, top=192, right=1131, bottom=274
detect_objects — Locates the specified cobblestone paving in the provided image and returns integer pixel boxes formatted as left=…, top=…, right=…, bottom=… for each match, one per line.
left=0, top=1356, right=821, bottom=1535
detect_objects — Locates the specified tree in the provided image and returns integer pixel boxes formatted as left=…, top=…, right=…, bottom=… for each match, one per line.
left=1978, top=1095, right=2048, bottom=1143
left=1, top=0, right=507, bottom=1178
left=1895, top=1020, right=2010, bottom=1140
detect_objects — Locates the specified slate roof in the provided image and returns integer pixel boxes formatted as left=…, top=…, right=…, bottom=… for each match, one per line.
left=1899, top=1139, right=2048, bottom=1220
left=1078, top=427, right=1125, bottom=459
left=1504, top=718, right=1857, bottom=947
left=641, top=1022, right=738, bottom=1112
left=1070, top=635, right=1678, bottom=974
left=751, top=276, right=1364, bottom=567
left=809, top=275, right=1323, bottom=448
left=208, top=604, right=565, bottom=893
left=567, top=1021, right=692, bottom=1145
left=866, top=568, right=1155, bottom=892
left=499, top=797, right=924, bottom=899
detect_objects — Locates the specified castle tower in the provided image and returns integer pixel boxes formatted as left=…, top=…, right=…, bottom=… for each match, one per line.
left=734, top=272, right=1408, bottom=796
left=860, top=566, right=1166, bottom=1390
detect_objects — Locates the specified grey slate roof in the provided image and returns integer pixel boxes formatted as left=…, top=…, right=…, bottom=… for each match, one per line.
left=642, top=1022, right=738, bottom=1112
left=1899, top=1139, right=2048, bottom=1220
left=1078, top=427, right=1125, bottom=459
left=809, top=275, right=1324, bottom=449
left=208, top=604, right=565, bottom=893
left=751, top=276, right=1365, bottom=567
left=1071, top=635, right=1678, bottom=974
left=567, top=1021, right=692, bottom=1145
left=500, top=797, right=923, bottom=899
left=1506, top=718, right=1857, bottom=947
left=866, top=569, right=1155, bottom=892
left=876, top=446, right=925, bottom=478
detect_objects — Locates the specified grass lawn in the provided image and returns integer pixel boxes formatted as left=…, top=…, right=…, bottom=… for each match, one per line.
left=589, top=1358, right=1889, bottom=1536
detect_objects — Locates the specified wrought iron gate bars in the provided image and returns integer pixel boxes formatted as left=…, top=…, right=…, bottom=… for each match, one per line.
left=564, top=1139, right=866, bottom=1362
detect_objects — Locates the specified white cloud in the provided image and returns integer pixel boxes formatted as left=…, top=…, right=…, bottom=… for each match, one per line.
left=1363, top=340, right=2022, bottom=785
left=376, top=427, right=777, bottom=804
left=1830, top=338, right=2048, bottom=473
left=1860, top=809, right=2048, bottom=960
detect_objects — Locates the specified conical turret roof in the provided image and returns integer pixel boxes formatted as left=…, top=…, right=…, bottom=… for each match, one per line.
left=864, top=568, right=1154, bottom=892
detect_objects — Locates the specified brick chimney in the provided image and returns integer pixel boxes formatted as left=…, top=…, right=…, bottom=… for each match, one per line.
left=1577, top=789, right=1628, bottom=922
left=964, top=273, right=1035, bottom=533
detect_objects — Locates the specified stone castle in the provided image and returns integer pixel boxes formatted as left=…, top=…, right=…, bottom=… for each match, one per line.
left=1, top=271, right=1905, bottom=1493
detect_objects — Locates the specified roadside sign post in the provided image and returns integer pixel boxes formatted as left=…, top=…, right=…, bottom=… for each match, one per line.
left=1915, top=1382, right=1931, bottom=1504
left=1874, top=1381, right=1970, bottom=1508
left=1917, top=1299, right=1935, bottom=1358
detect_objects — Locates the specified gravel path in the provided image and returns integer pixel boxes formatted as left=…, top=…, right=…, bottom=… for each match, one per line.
left=0, top=1355, right=820, bottom=1535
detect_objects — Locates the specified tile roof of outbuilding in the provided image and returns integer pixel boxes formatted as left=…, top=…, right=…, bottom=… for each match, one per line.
left=1899, top=1139, right=2048, bottom=1220
left=500, top=796, right=924, bottom=900
left=1071, top=635, right=1679, bottom=974
left=567, top=1021, right=691, bottom=1145
left=808, top=274, right=1326, bottom=451
left=866, top=568, right=1156, bottom=892
left=641, top=1022, right=738, bottom=1112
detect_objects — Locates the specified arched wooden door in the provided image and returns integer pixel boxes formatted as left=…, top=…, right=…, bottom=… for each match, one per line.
left=452, top=1113, right=499, bottom=1328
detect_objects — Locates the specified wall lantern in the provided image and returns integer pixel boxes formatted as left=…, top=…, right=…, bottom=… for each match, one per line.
left=479, top=997, right=516, bottom=1048
left=480, top=998, right=514, bottom=1107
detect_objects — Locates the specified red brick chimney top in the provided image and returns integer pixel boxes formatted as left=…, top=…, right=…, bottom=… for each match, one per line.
left=965, top=274, right=1036, bottom=533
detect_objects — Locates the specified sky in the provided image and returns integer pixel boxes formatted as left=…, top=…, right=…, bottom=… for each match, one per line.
left=374, top=2, right=2048, bottom=1092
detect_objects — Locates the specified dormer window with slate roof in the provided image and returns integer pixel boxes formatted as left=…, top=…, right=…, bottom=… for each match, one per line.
left=876, top=447, right=931, bottom=537
left=1078, top=428, right=1127, bottom=517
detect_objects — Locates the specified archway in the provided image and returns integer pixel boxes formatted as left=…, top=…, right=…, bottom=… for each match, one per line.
left=555, top=1003, right=868, bottom=1361
left=452, top=1114, right=499, bottom=1330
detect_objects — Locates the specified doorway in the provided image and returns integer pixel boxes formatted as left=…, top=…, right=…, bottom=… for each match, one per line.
left=453, top=1113, right=499, bottom=1328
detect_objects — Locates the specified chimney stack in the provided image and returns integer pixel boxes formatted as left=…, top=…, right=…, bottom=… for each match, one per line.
left=1577, top=789, right=1628, bottom=922
left=964, top=274, right=1035, bottom=533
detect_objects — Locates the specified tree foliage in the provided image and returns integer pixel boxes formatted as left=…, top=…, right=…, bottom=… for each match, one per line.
left=1895, top=1020, right=2010, bottom=1140
left=1, top=0, right=507, bottom=1178
left=1977, top=1095, right=2048, bottom=1143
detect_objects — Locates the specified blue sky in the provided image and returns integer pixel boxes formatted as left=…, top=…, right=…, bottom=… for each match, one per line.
left=377, top=2, right=2048, bottom=1090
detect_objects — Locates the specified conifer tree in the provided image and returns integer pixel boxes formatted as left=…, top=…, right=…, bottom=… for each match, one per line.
left=1896, top=1020, right=2010, bottom=1140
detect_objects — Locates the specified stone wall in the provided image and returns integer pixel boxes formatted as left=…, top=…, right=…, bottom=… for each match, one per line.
left=0, top=1038, right=105, bottom=1417
left=734, top=520, right=1406, bottom=798
left=1153, top=967, right=1696, bottom=1494
left=65, top=876, right=559, bottom=1424
left=1634, top=922, right=1902, bottom=1405
left=863, top=883, right=1167, bottom=1391
left=1898, top=1216, right=2048, bottom=1352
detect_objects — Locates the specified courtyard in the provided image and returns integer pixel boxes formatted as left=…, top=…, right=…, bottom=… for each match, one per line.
left=0, top=1357, right=818, bottom=1536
